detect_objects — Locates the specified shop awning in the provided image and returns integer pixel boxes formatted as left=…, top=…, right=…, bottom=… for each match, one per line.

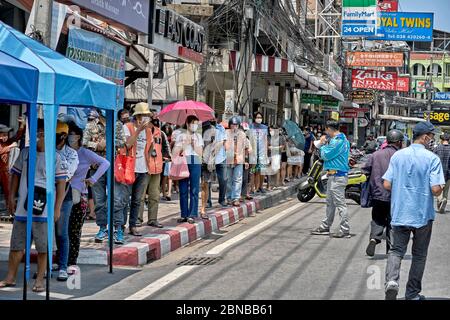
left=378, top=114, right=426, bottom=123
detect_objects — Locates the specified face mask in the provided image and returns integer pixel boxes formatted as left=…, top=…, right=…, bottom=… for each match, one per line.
left=68, top=135, right=79, bottom=147
left=56, top=134, right=66, bottom=145
left=190, top=124, right=198, bottom=132
left=121, top=117, right=130, bottom=124
left=255, top=118, right=262, bottom=124
left=141, top=116, right=150, bottom=123
left=425, top=136, right=435, bottom=150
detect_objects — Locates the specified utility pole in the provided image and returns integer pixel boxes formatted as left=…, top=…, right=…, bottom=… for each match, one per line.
left=30, top=0, right=53, bottom=46
left=147, top=49, right=154, bottom=106
left=197, top=3, right=209, bottom=103
left=427, top=40, right=434, bottom=111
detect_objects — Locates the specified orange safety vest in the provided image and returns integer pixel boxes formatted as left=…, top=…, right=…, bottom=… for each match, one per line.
left=125, top=123, right=163, bottom=175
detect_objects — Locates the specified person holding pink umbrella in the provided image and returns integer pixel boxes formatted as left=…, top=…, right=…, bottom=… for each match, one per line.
left=173, top=115, right=204, bottom=224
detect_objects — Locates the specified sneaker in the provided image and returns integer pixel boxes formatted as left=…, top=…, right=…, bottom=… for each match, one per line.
left=57, top=270, right=68, bottom=282
left=332, top=231, right=351, bottom=238
left=311, top=227, right=330, bottom=235
left=95, top=227, right=108, bottom=243
left=385, top=281, right=399, bottom=300
left=406, top=294, right=426, bottom=300
left=366, top=239, right=377, bottom=257
left=114, top=228, right=125, bottom=245
left=438, top=199, right=447, bottom=213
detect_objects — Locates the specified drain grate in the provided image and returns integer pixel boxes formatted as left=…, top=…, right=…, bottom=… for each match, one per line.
left=177, top=256, right=222, bottom=266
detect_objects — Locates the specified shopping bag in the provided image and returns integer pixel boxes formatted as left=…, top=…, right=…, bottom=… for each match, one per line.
left=169, top=154, right=190, bottom=181
left=115, top=148, right=136, bottom=185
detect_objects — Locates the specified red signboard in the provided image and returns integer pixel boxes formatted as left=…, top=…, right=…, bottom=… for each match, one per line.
left=341, top=111, right=358, bottom=119
left=396, top=77, right=410, bottom=93
left=352, top=69, right=398, bottom=91
left=178, top=47, right=204, bottom=64
left=377, top=0, right=398, bottom=12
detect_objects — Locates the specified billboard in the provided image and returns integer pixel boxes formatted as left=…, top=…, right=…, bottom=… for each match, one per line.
left=377, top=0, right=398, bottom=12
left=342, top=0, right=378, bottom=37
left=352, top=69, right=398, bottom=91
left=371, top=12, right=434, bottom=42
left=396, top=77, right=410, bottom=93
left=67, top=29, right=126, bottom=108
left=346, top=51, right=404, bottom=67
left=424, top=111, right=450, bottom=125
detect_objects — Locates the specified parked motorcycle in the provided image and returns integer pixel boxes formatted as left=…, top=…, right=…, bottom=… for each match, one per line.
left=297, top=150, right=367, bottom=204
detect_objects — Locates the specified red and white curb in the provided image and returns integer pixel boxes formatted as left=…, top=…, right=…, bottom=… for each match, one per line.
left=109, top=199, right=261, bottom=266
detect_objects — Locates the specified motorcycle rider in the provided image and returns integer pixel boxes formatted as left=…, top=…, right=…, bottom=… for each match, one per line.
left=363, top=135, right=377, bottom=154
left=311, top=120, right=351, bottom=238
left=362, top=129, right=404, bottom=257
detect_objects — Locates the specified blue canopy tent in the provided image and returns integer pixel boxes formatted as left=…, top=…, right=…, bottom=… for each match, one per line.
left=0, top=49, right=39, bottom=300
left=0, top=21, right=118, bottom=299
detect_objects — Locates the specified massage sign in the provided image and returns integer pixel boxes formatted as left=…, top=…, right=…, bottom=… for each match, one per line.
left=352, top=69, right=398, bottom=91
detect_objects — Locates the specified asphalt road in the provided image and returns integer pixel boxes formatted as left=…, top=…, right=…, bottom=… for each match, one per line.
left=1, top=196, right=450, bottom=300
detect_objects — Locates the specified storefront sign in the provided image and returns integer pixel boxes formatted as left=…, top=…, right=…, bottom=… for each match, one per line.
left=352, top=69, right=398, bottom=91
left=377, top=0, right=398, bottom=12
left=141, top=4, right=205, bottom=64
left=346, top=51, right=404, bottom=67
left=322, top=95, right=340, bottom=107
left=342, top=0, right=378, bottom=37
left=58, top=0, right=153, bottom=33
left=341, top=111, right=358, bottom=118
left=351, top=90, right=374, bottom=104
left=396, top=77, right=410, bottom=93
left=424, top=111, right=450, bottom=125
left=67, top=29, right=125, bottom=108
left=434, top=92, right=450, bottom=101
left=415, top=80, right=427, bottom=93
left=370, top=12, right=434, bottom=42
left=301, top=93, right=322, bottom=105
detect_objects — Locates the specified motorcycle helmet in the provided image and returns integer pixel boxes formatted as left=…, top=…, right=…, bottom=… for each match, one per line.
left=386, top=129, right=404, bottom=143
left=228, top=116, right=241, bottom=127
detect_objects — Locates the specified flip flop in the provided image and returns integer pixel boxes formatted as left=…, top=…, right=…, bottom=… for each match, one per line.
left=0, top=281, right=16, bottom=288
left=32, top=284, right=45, bottom=293
left=200, top=214, right=209, bottom=220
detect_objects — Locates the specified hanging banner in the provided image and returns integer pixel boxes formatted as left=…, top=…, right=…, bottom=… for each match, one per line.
left=352, top=69, right=398, bottom=91
left=377, top=0, right=398, bottom=12
left=370, top=12, right=434, bottom=42
left=351, top=90, right=375, bottom=104
left=396, top=77, right=410, bottom=93
left=342, top=0, right=378, bottom=37
left=67, top=29, right=125, bottom=108
left=346, top=51, right=404, bottom=67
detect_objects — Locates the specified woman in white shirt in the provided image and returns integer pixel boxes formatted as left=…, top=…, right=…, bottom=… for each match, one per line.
left=173, top=116, right=204, bottom=224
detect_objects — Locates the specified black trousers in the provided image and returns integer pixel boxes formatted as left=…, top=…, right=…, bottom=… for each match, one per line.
left=370, top=199, right=392, bottom=250
left=303, top=152, right=312, bottom=174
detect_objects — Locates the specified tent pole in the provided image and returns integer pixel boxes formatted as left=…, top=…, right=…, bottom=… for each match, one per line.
left=106, top=110, right=115, bottom=273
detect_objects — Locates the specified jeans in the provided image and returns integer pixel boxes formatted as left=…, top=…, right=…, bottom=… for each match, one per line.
left=179, top=156, right=201, bottom=218
left=92, top=170, right=108, bottom=228
left=128, top=173, right=150, bottom=228
left=320, top=175, right=349, bottom=233
left=56, top=198, right=73, bottom=271
left=370, top=200, right=392, bottom=250
left=385, top=221, right=433, bottom=300
left=227, top=165, right=244, bottom=201
left=241, top=167, right=249, bottom=197
left=216, top=162, right=228, bottom=205
left=113, top=180, right=129, bottom=228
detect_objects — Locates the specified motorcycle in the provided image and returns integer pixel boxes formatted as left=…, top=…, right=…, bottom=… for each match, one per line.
left=297, top=150, right=367, bottom=204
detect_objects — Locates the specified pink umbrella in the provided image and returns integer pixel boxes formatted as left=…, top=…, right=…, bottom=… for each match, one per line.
left=157, top=100, right=215, bottom=125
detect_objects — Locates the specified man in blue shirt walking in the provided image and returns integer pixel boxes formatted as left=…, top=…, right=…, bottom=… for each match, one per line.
left=383, top=122, right=445, bottom=300
left=311, top=120, right=351, bottom=238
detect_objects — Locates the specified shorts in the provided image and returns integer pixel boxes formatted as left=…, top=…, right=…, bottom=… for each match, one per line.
left=250, top=163, right=266, bottom=174
left=281, top=152, right=288, bottom=163
left=201, top=164, right=214, bottom=182
left=10, top=220, right=47, bottom=253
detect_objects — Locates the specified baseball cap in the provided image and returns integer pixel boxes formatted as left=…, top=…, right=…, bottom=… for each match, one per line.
left=413, top=121, right=435, bottom=136
left=0, top=124, right=12, bottom=133
left=56, top=121, right=69, bottom=134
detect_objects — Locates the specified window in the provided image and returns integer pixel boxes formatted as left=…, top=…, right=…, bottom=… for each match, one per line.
left=427, top=63, right=442, bottom=77
left=412, top=63, right=425, bottom=76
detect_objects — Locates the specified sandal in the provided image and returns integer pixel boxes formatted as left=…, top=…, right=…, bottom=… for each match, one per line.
left=32, top=283, right=45, bottom=293
left=177, top=217, right=188, bottom=223
left=201, top=214, right=209, bottom=220
left=245, top=195, right=254, bottom=200
left=0, top=280, right=16, bottom=288
left=232, top=201, right=240, bottom=207
left=187, top=218, right=195, bottom=224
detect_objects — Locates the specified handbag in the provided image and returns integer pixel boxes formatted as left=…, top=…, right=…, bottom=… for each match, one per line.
left=23, top=158, right=47, bottom=216
left=115, top=146, right=136, bottom=185
left=360, top=181, right=373, bottom=208
left=169, top=153, right=190, bottom=181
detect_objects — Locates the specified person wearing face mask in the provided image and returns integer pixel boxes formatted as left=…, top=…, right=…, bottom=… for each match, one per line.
left=173, top=115, right=204, bottom=224
left=225, top=116, right=249, bottom=207
left=0, top=119, right=25, bottom=214
left=248, top=112, right=269, bottom=194
left=54, top=121, right=79, bottom=281
left=382, top=121, right=445, bottom=300
left=66, top=124, right=110, bottom=268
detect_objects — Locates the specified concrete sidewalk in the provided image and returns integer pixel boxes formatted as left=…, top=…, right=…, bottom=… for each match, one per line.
left=0, top=180, right=301, bottom=266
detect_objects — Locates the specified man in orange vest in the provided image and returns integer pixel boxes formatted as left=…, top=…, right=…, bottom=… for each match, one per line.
left=119, top=102, right=165, bottom=236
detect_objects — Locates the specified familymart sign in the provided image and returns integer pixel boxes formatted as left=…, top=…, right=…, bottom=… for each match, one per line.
left=342, top=0, right=378, bottom=37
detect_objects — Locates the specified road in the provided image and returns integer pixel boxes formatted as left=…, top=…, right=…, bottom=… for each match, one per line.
left=1, top=196, right=450, bottom=300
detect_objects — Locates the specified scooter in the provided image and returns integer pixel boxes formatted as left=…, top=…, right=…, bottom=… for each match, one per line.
left=297, top=151, right=367, bottom=204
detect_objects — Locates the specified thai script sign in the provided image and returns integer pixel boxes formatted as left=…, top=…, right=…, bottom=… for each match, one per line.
left=346, top=51, right=404, bottom=67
